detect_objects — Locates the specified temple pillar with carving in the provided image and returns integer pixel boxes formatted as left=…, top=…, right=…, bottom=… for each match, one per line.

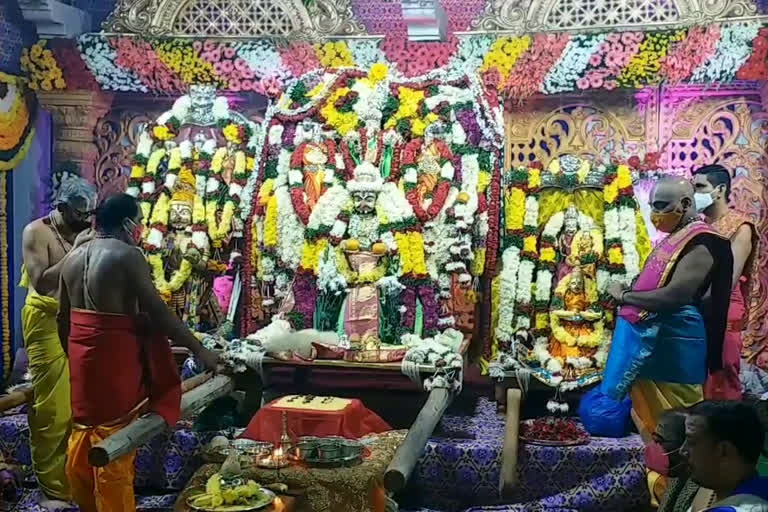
left=37, top=91, right=114, bottom=184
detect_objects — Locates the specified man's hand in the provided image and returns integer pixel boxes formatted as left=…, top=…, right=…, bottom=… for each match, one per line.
left=607, top=281, right=627, bottom=303
left=196, top=347, right=222, bottom=373
left=73, top=229, right=95, bottom=248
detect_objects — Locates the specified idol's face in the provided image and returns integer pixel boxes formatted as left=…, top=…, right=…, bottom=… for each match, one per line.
left=169, top=202, right=193, bottom=229
left=352, top=192, right=377, bottom=215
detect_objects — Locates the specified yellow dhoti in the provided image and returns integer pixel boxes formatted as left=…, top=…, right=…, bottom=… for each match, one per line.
left=66, top=419, right=136, bottom=512
left=629, top=379, right=703, bottom=435
left=20, top=274, right=71, bottom=501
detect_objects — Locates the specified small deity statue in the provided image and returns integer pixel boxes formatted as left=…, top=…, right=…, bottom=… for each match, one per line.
left=302, top=142, right=329, bottom=210
left=556, top=205, right=580, bottom=282
left=340, top=162, right=388, bottom=349
left=165, top=168, right=211, bottom=327
left=548, top=228, right=604, bottom=378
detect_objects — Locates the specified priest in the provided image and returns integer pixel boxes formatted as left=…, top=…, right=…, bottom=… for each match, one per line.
left=57, top=193, right=219, bottom=512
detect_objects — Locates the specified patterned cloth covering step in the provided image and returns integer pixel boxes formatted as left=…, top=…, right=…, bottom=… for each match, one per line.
left=11, top=488, right=179, bottom=512
left=0, top=412, right=224, bottom=491
left=402, top=398, right=649, bottom=512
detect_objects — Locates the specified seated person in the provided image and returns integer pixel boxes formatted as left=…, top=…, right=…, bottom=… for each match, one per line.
left=651, top=410, right=714, bottom=512
left=0, top=454, right=20, bottom=503
left=682, top=401, right=768, bottom=511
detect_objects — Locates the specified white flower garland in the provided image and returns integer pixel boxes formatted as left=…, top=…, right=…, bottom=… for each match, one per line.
left=274, top=185, right=305, bottom=271
left=496, top=246, right=521, bottom=344
left=542, top=34, right=606, bottom=94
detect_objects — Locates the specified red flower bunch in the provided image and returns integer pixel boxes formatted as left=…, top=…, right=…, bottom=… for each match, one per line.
left=521, top=417, right=589, bottom=444
left=737, top=28, right=768, bottom=80
left=506, top=33, right=569, bottom=98
left=279, top=42, right=321, bottom=78
left=51, top=39, right=99, bottom=91
left=660, top=25, right=721, bottom=84
left=113, top=37, right=184, bottom=94
left=381, top=36, right=459, bottom=77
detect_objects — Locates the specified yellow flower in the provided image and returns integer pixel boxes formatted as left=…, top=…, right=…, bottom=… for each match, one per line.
left=334, top=41, right=347, bottom=52
left=40, top=79, right=52, bottom=91
left=411, top=118, right=427, bottom=136
left=408, top=231, right=428, bottom=276
left=535, top=313, right=549, bottom=330
left=617, top=165, right=632, bottom=189
left=153, top=125, right=173, bottom=141
left=131, top=165, right=145, bottom=179
left=523, top=235, right=537, bottom=254
left=548, top=158, right=561, bottom=174
left=528, top=168, right=541, bottom=189
left=53, top=78, right=65, bottom=89
left=608, top=247, right=624, bottom=265
left=222, top=124, right=241, bottom=144
left=471, top=248, right=486, bottom=276
left=477, top=171, right=491, bottom=193
left=425, top=112, right=439, bottom=123
left=505, top=188, right=526, bottom=231
left=307, top=82, right=325, bottom=98
left=540, top=246, right=557, bottom=262
left=264, top=195, right=278, bottom=247
left=603, top=180, right=619, bottom=204
left=30, top=44, right=43, bottom=58
left=368, top=62, right=388, bottom=83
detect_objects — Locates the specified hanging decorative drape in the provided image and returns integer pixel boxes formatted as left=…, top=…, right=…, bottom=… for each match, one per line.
left=0, top=172, right=10, bottom=381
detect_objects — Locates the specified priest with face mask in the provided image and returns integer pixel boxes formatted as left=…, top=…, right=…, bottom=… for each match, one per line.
left=692, top=165, right=758, bottom=401
left=581, top=177, right=733, bottom=440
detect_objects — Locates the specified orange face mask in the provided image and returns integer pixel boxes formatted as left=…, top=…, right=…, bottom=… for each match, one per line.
left=650, top=204, right=684, bottom=233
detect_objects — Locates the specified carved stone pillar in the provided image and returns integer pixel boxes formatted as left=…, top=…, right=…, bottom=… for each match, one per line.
left=37, top=91, right=114, bottom=183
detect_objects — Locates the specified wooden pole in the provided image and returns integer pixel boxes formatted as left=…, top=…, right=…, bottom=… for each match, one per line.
left=88, top=374, right=234, bottom=467
left=384, top=387, right=451, bottom=493
left=180, top=372, right=212, bottom=393
left=499, top=388, right=521, bottom=496
left=0, top=385, right=33, bottom=413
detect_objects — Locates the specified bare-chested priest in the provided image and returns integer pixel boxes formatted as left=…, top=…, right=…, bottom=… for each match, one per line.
left=21, top=177, right=97, bottom=507
left=692, top=164, right=758, bottom=401
left=57, top=193, right=219, bottom=512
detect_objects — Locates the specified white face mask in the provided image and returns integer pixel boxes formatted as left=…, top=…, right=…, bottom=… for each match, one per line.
left=694, top=192, right=714, bottom=213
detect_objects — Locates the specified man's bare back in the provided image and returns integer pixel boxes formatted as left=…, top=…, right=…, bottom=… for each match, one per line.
left=22, top=216, right=77, bottom=299
left=60, top=238, right=145, bottom=314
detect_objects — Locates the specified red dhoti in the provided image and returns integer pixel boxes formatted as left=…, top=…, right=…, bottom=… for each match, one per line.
left=66, top=310, right=181, bottom=512
left=705, top=282, right=745, bottom=401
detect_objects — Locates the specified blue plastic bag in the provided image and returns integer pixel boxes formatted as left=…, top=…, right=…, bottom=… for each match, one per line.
left=579, top=387, right=632, bottom=438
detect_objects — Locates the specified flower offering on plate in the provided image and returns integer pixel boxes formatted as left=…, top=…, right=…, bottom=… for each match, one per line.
left=519, top=417, right=590, bottom=446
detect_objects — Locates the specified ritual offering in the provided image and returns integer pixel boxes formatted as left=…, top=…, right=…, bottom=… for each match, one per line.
left=519, top=417, right=590, bottom=447
left=186, top=470, right=275, bottom=511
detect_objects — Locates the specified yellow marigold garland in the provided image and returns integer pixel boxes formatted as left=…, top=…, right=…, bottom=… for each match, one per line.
left=481, top=36, right=531, bottom=88
left=300, top=239, right=329, bottom=272
left=155, top=40, right=223, bottom=86
left=21, top=40, right=65, bottom=91
left=264, top=194, right=278, bottom=248
left=320, top=87, right=359, bottom=136
left=0, top=73, right=36, bottom=170
left=618, top=31, right=685, bottom=88
left=314, top=41, right=355, bottom=68
left=148, top=254, right=193, bottom=302
left=384, top=87, right=425, bottom=130
left=504, top=188, right=525, bottom=231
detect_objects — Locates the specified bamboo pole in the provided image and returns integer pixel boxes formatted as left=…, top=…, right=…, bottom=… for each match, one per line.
left=383, top=387, right=452, bottom=493
left=88, top=374, right=234, bottom=467
left=500, top=388, right=522, bottom=496
left=0, top=385, right=33, bottom=413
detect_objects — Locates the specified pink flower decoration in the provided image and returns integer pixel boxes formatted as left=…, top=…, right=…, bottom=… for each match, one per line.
left=576, top=77, right=590, bottom=90
left=192, top=41, right=203, bottom=52
left=213, top=62, right=224, bottom=74
left=621, top=32, right=635, bottom=45
left=588, top=54, right=602, bottom=67
left=229, top=78, right=242, bottom=92
left=604, top=80, right=617, bottom=90
left=240, top=67, right=254, bottom=80
left=223, top=47, right=236, bottom=59
left=261, top=76, right=282, bottom=98
left=604, top=53, right=617, bottom=68
left=221, top=60, right=233, bottom=73
left=589, top=74, right=604, bottom=88
left=607, top=33, right=621, bottom=43
left=234, top=58, right=248, bottom=71
left=203, top=41, right=216, bottom=52
left=240, top=79, right=253, bottom=91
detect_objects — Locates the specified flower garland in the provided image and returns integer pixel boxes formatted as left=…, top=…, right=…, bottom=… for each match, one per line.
left=507, top=33, right=570, bottom=98
left=334, top=246, right=388, bottom=284
left=660, top=25, right=721, bottom=84
left=401, top=138, right=454, bottom=222
left=617, top=30, right=685, bottom=88
left=21, top=40, right=66, bottom=91
left=206, top=147, right=242, bottom=248
left=481, top=36, right=531, bottom=90
left=148, top=254, right=194, bottom=302
left=691, top=22, right=760, bottom=83
left=737, top=28, right=768, bottom=80
left=315, top=41, right=355, bottom=68
left=0, top=72, right=36, bottom=171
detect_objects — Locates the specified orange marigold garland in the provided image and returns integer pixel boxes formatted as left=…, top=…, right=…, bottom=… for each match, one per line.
left=0, top=73, right=37, bottom=171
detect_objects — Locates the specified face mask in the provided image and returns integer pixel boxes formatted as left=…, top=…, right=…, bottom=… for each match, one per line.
left=694, top=192, right=714, bottom=213
left=124, top=219, right=143, bottom=246
left=645, top=441, right=684, bottom=476
left=650, top=204, right=684, bottom=233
